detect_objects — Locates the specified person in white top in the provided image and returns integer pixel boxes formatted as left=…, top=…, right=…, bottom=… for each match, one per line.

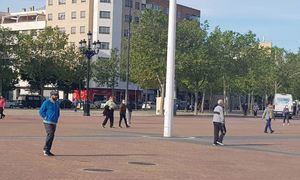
left=212, top=99, right=226, bottom=146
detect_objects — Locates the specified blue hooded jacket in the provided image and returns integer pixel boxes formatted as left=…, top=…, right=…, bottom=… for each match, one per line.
left=39, top=99, right=60, bottom=124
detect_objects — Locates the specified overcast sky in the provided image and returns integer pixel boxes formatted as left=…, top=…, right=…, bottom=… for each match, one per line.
left=1, top=0, right=299, bottom=52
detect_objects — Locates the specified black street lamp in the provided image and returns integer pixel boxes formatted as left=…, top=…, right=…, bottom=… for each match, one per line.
left=79, top=31, right=101, bottom=116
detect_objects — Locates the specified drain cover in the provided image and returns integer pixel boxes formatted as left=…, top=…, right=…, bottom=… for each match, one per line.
left=82, top=168, right=113, bottom=172
left=128, top=162, right=156, bottom=166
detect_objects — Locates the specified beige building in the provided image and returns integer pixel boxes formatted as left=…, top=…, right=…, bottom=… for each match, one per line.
left=46, top=0, right=94, bottom=46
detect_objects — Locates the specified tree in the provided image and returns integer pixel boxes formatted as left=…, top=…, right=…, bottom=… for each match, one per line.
left=92, top=48, right=120, bottom=96
left=176, top=20, right=209, bottom=115
left=0, top=27, right=19, bottom=96
left=130, top=9, right=168, bottom=114
left=16, top=27, right=69, bottom=96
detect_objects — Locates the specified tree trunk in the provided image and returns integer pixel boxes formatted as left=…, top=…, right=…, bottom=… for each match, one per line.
left=201, top=89, right=205, bottom=113
left=239, top=95, right=242, bottom=111
left=250, top=91, right=254, bottom=115
left=159, top=83, right=165, bottom=115
left=40, top=84, right=44, bottom=97
left=0, top=78, right=3, bottom=96
left=247, top=92, right=251, bottom=114
left=194, top=91, right=198, bottom=115
left=209, top=87, right=213, bottom=111
left=223, top=76, right=227, bottom=114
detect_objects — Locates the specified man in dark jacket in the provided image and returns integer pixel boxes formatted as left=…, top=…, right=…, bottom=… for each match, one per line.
left=39, top=91, right=60, bottom=156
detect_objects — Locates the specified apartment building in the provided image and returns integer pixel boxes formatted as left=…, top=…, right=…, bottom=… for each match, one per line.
left=46, top=0, right=94, bottom=46
left=0, top=9, right=46, bottom=33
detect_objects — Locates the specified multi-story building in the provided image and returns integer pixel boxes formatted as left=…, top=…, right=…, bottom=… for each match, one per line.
left=0, top=9, right=46, bottom=33
left=0, top=8, right=47, bottom=100
left=46, top=0, right=94, bottom=46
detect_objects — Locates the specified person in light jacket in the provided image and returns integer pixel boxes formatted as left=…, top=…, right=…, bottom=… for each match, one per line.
left=262, top=103, right=275, bottom=133
left=102, top=96, right=117, bottom=128
left=212, top=99, right=226, bottom=146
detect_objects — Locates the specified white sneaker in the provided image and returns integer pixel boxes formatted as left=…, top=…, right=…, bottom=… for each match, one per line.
left=216, top=141, right=224, bottom=146
left=288, top=123, right=290, bottom=126
left=283, top=123, right=285, bottom=126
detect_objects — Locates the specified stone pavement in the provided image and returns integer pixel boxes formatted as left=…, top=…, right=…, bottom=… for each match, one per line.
left=0, top=109, right=299, bottom=180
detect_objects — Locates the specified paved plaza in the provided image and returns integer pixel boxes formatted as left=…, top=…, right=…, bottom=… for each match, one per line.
left=0, top=109, right=300, bottom=180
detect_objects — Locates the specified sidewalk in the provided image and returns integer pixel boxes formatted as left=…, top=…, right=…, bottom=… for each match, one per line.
left=0, top=110, right=300, bottom=179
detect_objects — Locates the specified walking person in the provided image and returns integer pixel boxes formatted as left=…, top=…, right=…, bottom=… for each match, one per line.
left=212, top=99, right=226, bottom=146
left=127, top=101, right=133, bottom=125
left=253, top=103, right=259, bottom=117
left=119, top=100, right=130, bottom=128
left=102, top=96, right=116, bottom=128
left=0, top=96, right=6, bottom=119
left=39, top=91, right=60, bottom=156
left=73, top=99, right=78, bottom=112
left=282, top=105, right=290, bottom=126
left=262, top=103, right=275, bottom=133
left=242, top=103, right=248, bottom=116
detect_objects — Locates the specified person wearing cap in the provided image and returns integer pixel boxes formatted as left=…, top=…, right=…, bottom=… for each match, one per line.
left=212, top=99, right=226, bottom=146
left=119, top=100, right=130, bottom=128
left=39, top=91, right=60, bottom=156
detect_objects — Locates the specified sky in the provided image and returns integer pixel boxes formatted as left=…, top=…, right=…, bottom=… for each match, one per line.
left=0, top=0, right=299, bottom=52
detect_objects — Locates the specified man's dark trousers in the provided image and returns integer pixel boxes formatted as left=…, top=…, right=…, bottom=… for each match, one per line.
left=213, top=122, right=226, bottom=143
left=44, top=123, right=56, bottom=152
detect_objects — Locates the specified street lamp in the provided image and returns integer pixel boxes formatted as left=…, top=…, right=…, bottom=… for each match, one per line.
left=79, top=31, right=101, bottom=116
left=125, top=2, right=132, bottom=104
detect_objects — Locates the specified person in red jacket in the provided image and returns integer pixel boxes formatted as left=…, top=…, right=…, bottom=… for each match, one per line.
left=0, top=96, right=6, bottom=119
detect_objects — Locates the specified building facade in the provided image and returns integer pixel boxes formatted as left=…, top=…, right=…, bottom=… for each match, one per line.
left=46, top=0, right=94, bottom=46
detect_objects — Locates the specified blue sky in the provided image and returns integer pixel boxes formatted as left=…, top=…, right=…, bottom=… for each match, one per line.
left=0, top=0, right=299, bottom=52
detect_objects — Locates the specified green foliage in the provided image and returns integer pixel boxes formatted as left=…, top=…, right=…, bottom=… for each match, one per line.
left=0, top=27, right=19, bottom=94
left=92, top=48, right=120, bottom=89
left=130, top=9, right=168, bottom=90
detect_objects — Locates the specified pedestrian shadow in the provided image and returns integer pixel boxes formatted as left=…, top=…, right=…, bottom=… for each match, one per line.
left=225, top=144, right=272, bottom=147
left=55, top=154, right=158, bottom=157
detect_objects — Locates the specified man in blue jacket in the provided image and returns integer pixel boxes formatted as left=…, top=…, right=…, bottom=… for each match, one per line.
left=39, top=91, right=60, bottom=156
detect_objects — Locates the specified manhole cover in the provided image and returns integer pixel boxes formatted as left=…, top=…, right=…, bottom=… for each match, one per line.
left=128, top=162, right=156, bottom=166
left=82, top=168, right=114, bottom=172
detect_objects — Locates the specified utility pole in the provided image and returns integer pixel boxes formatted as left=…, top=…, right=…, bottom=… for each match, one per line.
left=164, top=0, right=177, bottom=137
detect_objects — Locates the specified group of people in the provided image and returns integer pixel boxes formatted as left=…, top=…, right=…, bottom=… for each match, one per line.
left=101, top=96, right=133, bottom=128
left=38, top=91, right=133, bottom=156
left=14, top=90, right=288, bottom=155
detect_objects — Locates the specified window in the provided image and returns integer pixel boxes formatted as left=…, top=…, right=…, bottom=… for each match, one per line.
left=58, top=0, right=66, bottom=5
left=71, top=11, right=76, bottom=19
left=100, top=0, right=111, bottom=3
left=59, top=27, right=65, bottom=33
left=71, top=27, right=76, bottom=34
left=125, top=0, right=133, bottom=7
left=100, top=11, right=110, bottom=19
left=134, top=16, right=140, bottom=23
left=99, top=26, right=110, bottom=34
left=72, top=0, right=77, bottom=3
left=80, top=26, right=85, bottom=34
left=141, top=4, right=146, bottom=10
left=135, top=2, right=140, bottom=10
left=58, top=12, right=65, bottom=20
left=99, top=42, right=109, bottom=50
left=48, top=0, right=53, bottom=6
left=80, top=11, right=86, bottom=18
left=81, top=0, right=86, bottom=2
left=48, top=13, right=53, bottom=21
left=125, top=15, right=132, bottom=22
left=124, top=29, right=129, bottom=37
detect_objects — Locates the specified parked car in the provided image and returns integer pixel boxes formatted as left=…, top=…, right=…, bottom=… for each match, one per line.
left=5, top=101, right=17, bottom=108
left=58, top=99, right=74, bottom=109
left=142, top=101, right=155, bottom=110
left=15, top=95, right=43, bottom=109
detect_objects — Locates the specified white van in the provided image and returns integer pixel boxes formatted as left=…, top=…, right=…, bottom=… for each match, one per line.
left=273, top=93, right=293, bottom=116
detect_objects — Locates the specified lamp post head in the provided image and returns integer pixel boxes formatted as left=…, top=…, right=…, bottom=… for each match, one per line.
left=87, top=31, right=92, bottom=41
